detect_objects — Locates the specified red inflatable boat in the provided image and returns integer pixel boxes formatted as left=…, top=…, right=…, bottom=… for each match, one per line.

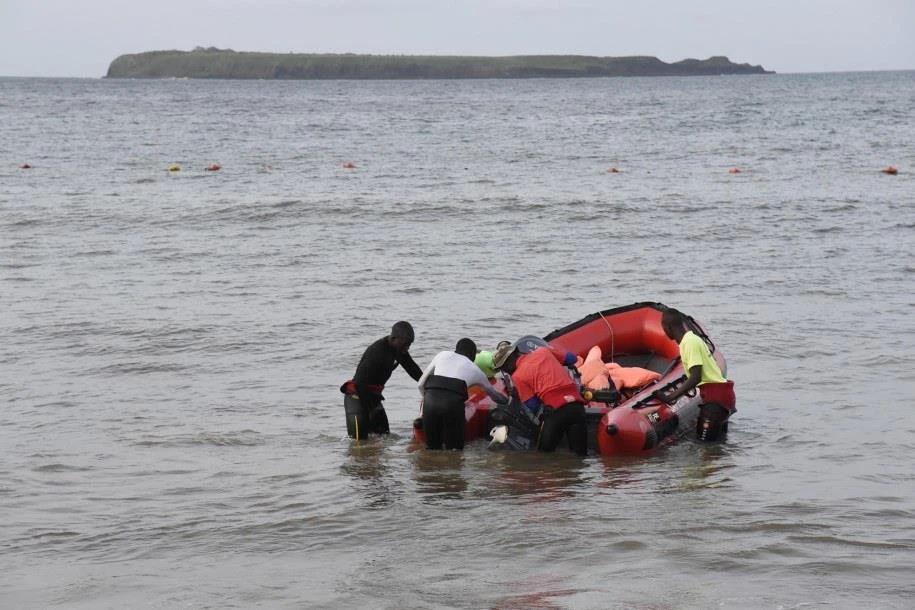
left=413, top=302, right=729, bottom=456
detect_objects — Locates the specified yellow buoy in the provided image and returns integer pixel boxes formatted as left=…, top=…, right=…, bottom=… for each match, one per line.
left=168, top=164, right=181, bottom=172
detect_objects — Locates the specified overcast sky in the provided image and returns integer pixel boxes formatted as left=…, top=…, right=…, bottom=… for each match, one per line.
left=2, top=0, right=913, bottom=77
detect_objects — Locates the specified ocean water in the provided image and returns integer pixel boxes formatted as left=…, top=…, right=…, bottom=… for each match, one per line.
left=1, top=71, right=914, bottom=609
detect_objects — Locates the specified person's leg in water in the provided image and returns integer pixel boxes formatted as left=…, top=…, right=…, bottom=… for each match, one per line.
left=696, top=403, right=730, bottom=441
left=697, top=381, right=735, bottom=441
left=369, top=404, right=390, bottom=435
left=563, top=402, right=588, bottom=456
left=344, top=394, right=370, bottom=440
left=422, top=394, right=445, bottom=450
left=442, top=399, right=465, bottom=450
left=538, top=404, right=587, bottom=455
left=537, top=407, right=562, bottom=451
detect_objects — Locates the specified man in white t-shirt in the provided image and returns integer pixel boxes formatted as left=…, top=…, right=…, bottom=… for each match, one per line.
left=418, top=338, right=509, bottom=450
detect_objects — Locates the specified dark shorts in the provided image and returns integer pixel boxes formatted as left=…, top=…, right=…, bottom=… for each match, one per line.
left=421, top=388, right=466, bottom=450
left=344, top=394, right=389, bottom=439
left=538, top=402, right=587, bottom=456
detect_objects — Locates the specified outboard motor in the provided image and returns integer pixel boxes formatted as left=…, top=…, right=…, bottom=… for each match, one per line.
left=488, top=397, right=540, bottom=450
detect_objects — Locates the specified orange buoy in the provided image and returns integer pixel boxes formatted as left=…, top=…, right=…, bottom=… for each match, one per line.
left=19, top=163, right=32, bottom=169
left=729, top=167, right=741, bottom=174
left=607, top=167, right=620, bottom=174
left=881, top=166, right=898, bottom=175
left=342, top=162, right=356, bottom=169
left=206, top=163, right=221, bottom=172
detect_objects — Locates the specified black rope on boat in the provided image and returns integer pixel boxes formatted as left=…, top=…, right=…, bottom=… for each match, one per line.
left=631, top=375, right=687, bottom=410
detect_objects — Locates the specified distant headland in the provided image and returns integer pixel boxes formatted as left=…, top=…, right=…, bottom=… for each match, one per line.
left=106, top=48, right=773, bottom=79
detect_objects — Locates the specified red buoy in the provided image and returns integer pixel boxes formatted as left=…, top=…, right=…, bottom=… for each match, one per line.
left=342, top=162, right=356, bottom=169
left=206, top=163, right=221, bottom=172
left=881, top=166, right=898, bottom=175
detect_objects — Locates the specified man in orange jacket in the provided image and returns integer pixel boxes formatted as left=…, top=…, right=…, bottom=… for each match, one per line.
left=492, top=341, right=588, bottom=456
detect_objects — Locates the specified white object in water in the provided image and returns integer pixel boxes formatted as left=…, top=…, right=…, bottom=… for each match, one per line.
left=488, top=425, right=508, bottom=447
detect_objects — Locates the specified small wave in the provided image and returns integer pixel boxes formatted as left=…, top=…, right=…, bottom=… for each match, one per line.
left=822, top=204, right=857, bottom=212
left=799, top=288, right=846, bottom=296
left=0, top=261, right=37, bottom=269
left=133, top=430, right=264, bottom=447
left=787, top=534, right=907, bottom=551
left=93, top=361, right=189, bottom=375
left=74, top=249, right=116, bottom=257
left=6, top=218, right=43, bottom=227
left=607, top=539, right=649, bottom=551
left=28, top=530, right=81, bottom=539
left=33, top=463, right=93, bottom=473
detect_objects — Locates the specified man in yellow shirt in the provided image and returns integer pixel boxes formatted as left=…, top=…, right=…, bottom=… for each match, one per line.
left=654, top=308, right=736, bottom=441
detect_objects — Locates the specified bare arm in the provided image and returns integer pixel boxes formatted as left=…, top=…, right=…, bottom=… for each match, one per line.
left=656, top=365, right=702, bottom=403
left=466, top=363, right=509, bottom=404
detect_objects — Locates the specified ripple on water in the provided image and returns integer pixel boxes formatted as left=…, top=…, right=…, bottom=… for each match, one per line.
left=132, top=430, right=265, bottom=447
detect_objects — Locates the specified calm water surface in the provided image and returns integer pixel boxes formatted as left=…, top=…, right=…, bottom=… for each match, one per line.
left=1, top=72, right=914, bottom=609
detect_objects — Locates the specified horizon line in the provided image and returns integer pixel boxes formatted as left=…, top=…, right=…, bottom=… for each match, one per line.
left=3, top=67, right=915, bottom=79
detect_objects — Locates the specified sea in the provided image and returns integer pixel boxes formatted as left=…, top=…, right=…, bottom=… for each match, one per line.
left=1, top=71, right=914, bottom=610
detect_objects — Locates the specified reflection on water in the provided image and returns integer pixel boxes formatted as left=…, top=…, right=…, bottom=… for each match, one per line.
left=492, top=587, right=579, bottom=610
left=685, top=441, right=739, bottom=490
left=410, top=450, right=468, bottom=500
left=339, top=441, right=403, bottom=509
left=488, top=451, right=587, bottom=502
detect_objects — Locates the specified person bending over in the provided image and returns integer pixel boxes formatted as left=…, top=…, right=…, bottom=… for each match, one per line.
left=653, top=308, right=736, bottom=441
left=418, top=338, right=508, bottom=450
left=492, top=341, right=588, bottom=456
left=340, top=321, right=422, bottom=439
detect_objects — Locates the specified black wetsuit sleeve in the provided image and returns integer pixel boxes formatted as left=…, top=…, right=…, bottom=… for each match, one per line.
left=398, top=351, right=423, bottom=381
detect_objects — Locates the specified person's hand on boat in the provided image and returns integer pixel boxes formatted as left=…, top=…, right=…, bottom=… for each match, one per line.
left=652, top=390, right=673, bottom=404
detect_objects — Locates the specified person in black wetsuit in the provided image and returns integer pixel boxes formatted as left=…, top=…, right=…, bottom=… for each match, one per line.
left=340, top=321, right=422, bottom=439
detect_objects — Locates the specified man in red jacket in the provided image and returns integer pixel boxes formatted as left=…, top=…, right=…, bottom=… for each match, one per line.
left=493, top=341, right=588, bottom=456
